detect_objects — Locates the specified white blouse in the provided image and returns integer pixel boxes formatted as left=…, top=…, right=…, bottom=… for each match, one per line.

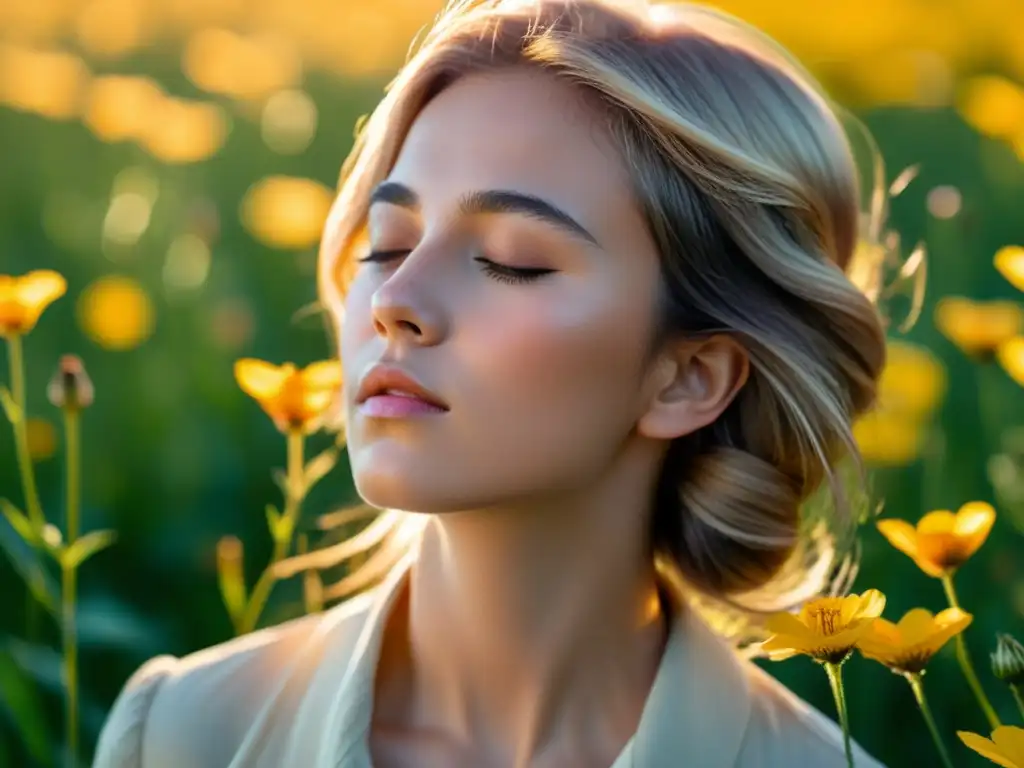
left=93, top=554, right=886, bottom=767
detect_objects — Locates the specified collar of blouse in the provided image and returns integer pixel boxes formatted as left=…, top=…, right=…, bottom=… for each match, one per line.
left=316, top=553, right=753, bottom=768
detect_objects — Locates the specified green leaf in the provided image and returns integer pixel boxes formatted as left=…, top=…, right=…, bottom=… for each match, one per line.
left=303, top=447, right=339, bottom=492
left=265, top=504, right=281, bottom=533
left=61, top=529, right=117, bottom=570
left=0, top=386, right=22, bottom=425
left=0, top=645, right=52, bottom=766
left=0, top=516, right=58, bottom=617
left=0, top=498, right=35, bottom=545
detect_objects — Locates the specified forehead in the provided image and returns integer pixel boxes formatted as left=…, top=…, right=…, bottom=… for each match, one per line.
left=387, top=68, right=643, bottom=244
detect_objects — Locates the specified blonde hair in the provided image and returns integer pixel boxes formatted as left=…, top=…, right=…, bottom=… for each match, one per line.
left=288, top=0, right=897, bottom=644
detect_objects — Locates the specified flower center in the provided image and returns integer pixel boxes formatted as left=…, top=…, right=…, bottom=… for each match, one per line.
left=809, top=606, right=843, bottom=636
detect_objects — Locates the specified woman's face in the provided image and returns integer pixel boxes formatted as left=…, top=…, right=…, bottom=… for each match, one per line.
left=336, top=68, right=667, bottom=513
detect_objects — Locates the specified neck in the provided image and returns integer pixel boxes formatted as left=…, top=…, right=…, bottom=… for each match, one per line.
left=379, top=451, right=670, bottom=766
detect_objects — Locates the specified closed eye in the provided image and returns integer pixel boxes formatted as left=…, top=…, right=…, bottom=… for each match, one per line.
left=358, top=250, right=556, bottom=285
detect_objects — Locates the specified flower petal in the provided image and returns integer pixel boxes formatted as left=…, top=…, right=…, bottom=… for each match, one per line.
left=895, top=608, right=936, bottom=645
left=765, top=611, right=814, bottom=639
left=855, top=589, right=887, bottom=619
left=958, top=732, right=1018, bottom=768
left=876, top=519, right=919, bottom=559
left=954, top=501, right=996, bottom=558
left=918, top=510, right=957, bottom=534
left=235, top=359, right=292, bottom=400
left=301, top=359, right=343, bottom=391
left=16, top=270, right=67, bottom=310
left=992, top=726, right=1024, bottom=766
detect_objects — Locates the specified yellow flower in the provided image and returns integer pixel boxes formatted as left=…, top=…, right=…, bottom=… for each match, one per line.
left=762, top=589, right=886, bottom=663
left=998, top=337, right=1024, bottom=387
left=934, top=297, right=1023, bottom=358
left=996, top=245, right=1024, bottom=293
left=0, top=270, right=67, bottom=337
left=958, top=726, right=1024, bottom=768
left=877, top=341, right=946, bottom=418
left=858, top=607, right=972, bottom=675
left=234, top=358, right=342, bottom=434
left=853, top=410, right=925, bottom=466
left=877, top=502, right=996, bottom=578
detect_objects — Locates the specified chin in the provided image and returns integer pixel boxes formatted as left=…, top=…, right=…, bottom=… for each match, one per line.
left=350, top=450, right=460, bottom=514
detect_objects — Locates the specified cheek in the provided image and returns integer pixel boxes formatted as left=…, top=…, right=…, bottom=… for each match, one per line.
left=457, top=281, right=655, bottom=478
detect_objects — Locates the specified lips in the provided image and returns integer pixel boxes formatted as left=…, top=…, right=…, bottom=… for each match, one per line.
left=355, top=364, right=449, bottom=413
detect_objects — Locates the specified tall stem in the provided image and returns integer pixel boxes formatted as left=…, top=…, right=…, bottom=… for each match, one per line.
left=62, top=407, right=80, bottom=768
left=6, top=335, right=44, bottom=529
left=825, top=662, right=855, bottom=768
left=6, top=335, right=45, bottom=640
left=908, top=674, right=954, bottom=768
left=942, top=574, right=1001, bottom=729
left=237, top=431, right=305, bottom=634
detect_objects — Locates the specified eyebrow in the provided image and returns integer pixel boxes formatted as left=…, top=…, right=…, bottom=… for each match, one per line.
left=368, top=181, right=600, bottom=246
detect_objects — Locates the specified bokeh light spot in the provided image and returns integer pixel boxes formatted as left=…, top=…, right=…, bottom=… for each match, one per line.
left=240, top=175, right=333, bottom=250
left=78, top=275, right=156, bottom=350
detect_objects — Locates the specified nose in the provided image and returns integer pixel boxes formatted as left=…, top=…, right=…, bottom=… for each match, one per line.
left=370, top=272, right=447, bottom=346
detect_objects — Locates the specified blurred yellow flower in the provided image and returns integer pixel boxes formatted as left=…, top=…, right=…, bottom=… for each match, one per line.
left=998, top=337, right=1024, bottom=387
left=958, top=76, right=1024, bottom=140
left=75, top=0, right=149, bottom=60
left=853, top=410, right=925, bottom=466
left=241, top=176, right=334, bottom=250
left=877, top=341, right=946, bottom=417
left=877, top=502, right=996, bottom=578
left=234, top=359, right=341, bottom=434
left=762, top=589, right=886, bottom=663
left=935, top=297, right=1023, bottom=358
left=0, top=44, right=89, bottom=120
left=996, top=246, right=1024, bottom=293
left=139, top=96, right=228, bottom=164
left=77, top=275, right=155, bottom=350
left=182, top=28, right=301, bottom=101
left=25, top=417, right=58, bottom=461
left=958, top=726, right=1024, bottom=768
left=0, top=270, right=67, bottom=337
left=858, top=607, right=972, bottom=675
left=83, top=74, right=164, bottom=143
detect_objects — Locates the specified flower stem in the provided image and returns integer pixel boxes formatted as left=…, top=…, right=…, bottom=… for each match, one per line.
left=62, top=406, right=80, bottom=768
left=907, top=674, right=954, bottom=768
left=1011, top=684, right=1024, bottom=723
left=6, top=335, right=46, bottom=640
left=941, top=574, right=1001, bottom=729
left=237, top=431, right=305, bottom=634
left=825, top=662, right=855, bottom=768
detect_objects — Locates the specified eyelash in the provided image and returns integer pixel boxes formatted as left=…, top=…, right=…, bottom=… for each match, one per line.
left=359, top=250, right=555, bottom=285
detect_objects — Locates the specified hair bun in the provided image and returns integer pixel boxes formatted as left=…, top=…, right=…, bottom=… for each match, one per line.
left=654, top=443, right=803, bottom=597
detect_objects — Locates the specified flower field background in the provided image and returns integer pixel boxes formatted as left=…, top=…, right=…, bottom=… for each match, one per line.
left=2, top=0, right=1024, bottom=765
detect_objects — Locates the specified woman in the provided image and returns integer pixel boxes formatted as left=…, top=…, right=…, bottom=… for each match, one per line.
left=95, top=1, right=892, bottom=765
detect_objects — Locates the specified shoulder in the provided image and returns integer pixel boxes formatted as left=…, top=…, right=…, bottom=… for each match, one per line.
left=737, top=661, right=888, bottom=768
left=92, top=591, right=377, bottom=768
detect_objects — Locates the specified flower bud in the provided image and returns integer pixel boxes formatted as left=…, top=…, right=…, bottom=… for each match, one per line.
left=991, top=633, right=1024, bottom=685
left=47, top=355, right=94, bottom=410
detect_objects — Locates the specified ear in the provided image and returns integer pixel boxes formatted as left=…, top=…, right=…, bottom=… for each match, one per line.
left=637, top=334, right=750, bottom=440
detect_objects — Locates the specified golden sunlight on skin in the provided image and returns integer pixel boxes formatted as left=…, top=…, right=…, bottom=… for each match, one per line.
left=876, top=502, right=996, bottom=578
left=330, top=68, right=748, bottom=766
